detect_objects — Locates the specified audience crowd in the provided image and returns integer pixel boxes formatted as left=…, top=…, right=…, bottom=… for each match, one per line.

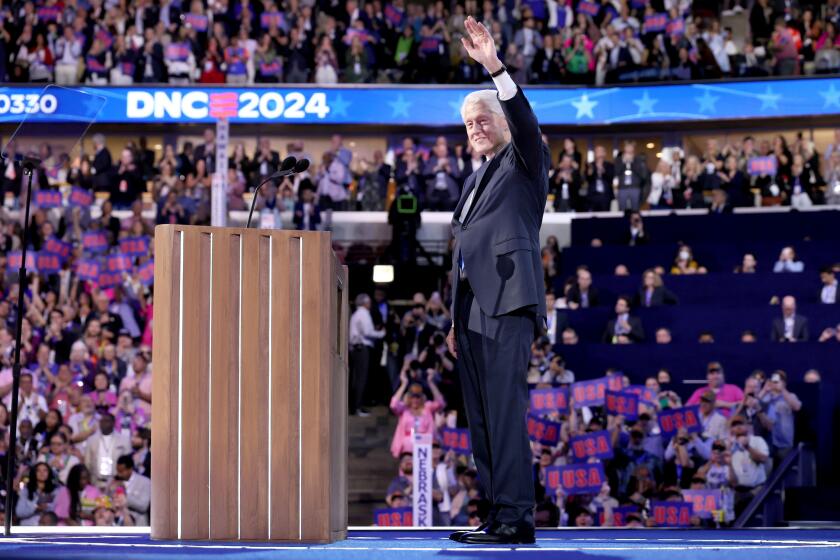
left=5, top=0, right=840, bottom=86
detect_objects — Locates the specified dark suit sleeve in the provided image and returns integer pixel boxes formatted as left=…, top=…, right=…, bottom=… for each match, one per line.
left=799, top=318, right=809, bottom=341
left=602, top=321, right=614, bottom=343
left=499, top=86, right=545, bottom=177
left=771, top=319, right=781, bottom=341
left=630, top=318, right=645, bottom=342
left=663, top=287, right=679, bottom=305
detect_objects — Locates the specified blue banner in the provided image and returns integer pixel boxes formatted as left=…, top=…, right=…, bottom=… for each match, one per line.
left=748, top=156, right=778, bottom=176
left=82, top=232, right=108, bottom=253
left=76, top=259, right=100, bottom=281
left=571, top=377, right=611, bottom=409
left=1, top=78, right=839, bottom=126
left=597, top=505, right=640, bottom=527
left=36, top=253, right=61, bottom=274
left=7, top=251, right=36, bottom=271
left=658, top=405, right=703, bottom=438
left=440, top=427, right=471, bottom=456
left=626, top=385, right=658, bottom=406
left=569, top=430, right=613, bottom=461
left=138, top=259, right=155, bottom=286
left=530, top=387, right=569, bottom=414
left=44, top=236, right=71, bottom=260
left=34, top=190, right=62, bottom=208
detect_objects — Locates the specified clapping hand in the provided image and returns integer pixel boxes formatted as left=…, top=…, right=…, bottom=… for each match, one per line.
left=461, top=16, right=502, bottom=73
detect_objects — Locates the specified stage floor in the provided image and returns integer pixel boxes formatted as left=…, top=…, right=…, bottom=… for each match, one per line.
left=1, top=529, right=839, bottom=559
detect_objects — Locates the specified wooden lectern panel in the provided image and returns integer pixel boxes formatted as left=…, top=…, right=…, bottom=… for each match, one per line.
left=152, top=226, right=347, bottom=543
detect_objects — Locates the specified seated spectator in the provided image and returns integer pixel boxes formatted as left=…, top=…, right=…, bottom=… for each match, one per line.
left=741, top=330, right=758, bottom=343
left=389, top=370, right=445, bottom=458
left=670, top=244, right=707, bottom=275
left=708, top=189, right=733, bottom=214
left=634, top=269, right=679, bottom=308
left=655, top=327, right=672, bottom=344
left=773, top=246, right=804, bottom=273
left=602, top=296, right=645, bottom=343
left=686, top=362, right=745, bottom=417
left=614, top=264, right=630, bottom=276
left=386, top=453, right=413, bottom=505
left=698, top=331, right=716, bottom=344
left=54, top=464, right=102, bottom=526
left=566, top=267, right=599, bottom=309
left=561, top=328, right=579, bottom=345
left=771, top=295, right=809, bottom=342
left=735, top=253, right=758, bottom=273
left=819, top=266, right=838, bottom=304
left=16, top=462, right=59, bottom=526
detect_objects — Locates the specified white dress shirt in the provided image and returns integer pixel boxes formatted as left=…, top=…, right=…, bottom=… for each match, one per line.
left=349, top=307, right=385, bottom=347
left=821, top=281, right=837, bottom=304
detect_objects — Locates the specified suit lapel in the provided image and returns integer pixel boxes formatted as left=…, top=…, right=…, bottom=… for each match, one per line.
left=453, top=174, right=477, bottom=221
left=463, top=153, right=502, bottom=225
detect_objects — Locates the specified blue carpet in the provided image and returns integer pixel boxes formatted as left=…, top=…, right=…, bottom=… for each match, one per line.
left=0, top=529, right=839, bottom=559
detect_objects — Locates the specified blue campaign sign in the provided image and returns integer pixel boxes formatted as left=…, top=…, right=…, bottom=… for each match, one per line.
left=440, top=427, right=471, bottom=456
left=546, top=463, right=606, bottom=496
left=373, top=507, right=413, bottom=527
left=526, top=414, right=562, bottom=446
left=530, top=387, right=570, bottom=414
left=571, top=377, right=609, bottom=409
left=597, top=505, right=640, bottom=527
left=137, top=259, right=155, bottom=286
left=683, top=489, right=723, bottom=519
left=569, top=430, right=613, bottom=461
left=1, top=78, right=840, bottom=126
left=658, top=405, right=703, bottom=438
left=605, top=389, right=639, bottom=420
left=650, top=501, right=693, bottom=527
left=626, top=385, right=658, bottom=406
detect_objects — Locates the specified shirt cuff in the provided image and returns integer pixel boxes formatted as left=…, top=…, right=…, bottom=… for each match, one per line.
left=492, top=71, right=517, bottom=101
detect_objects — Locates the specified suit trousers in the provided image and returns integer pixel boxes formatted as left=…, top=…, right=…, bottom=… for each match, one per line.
left=455, top=280, right=536, bottom=526
left=616, top=187, right=641, bottom=211
left=349, top=344, right=371, bottom=414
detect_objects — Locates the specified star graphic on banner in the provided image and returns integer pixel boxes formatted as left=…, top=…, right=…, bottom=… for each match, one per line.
left=694, top=90, right=719, bottom=114
left=758, top=86, right=781, bottom=110
left=571, top=94, right=597, bottom=119
left=632, top=91, right=658, bottom=114
left=449, top=94, right=467, bottom=120
left=819, top=83, right=840, bottom=109
left=388, top=94, right=412, bottom=118
left=330, top=94, right=351, bottom=117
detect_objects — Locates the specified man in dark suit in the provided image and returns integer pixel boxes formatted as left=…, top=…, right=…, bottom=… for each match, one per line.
left=566, top=267, right=599, bottom=309
left=445, top=17, right=549, bottom=545
left=602, top=296, right=645, bottom=343
left=771, top=295, right=809, bottom=342
left=586, top=145, right=615, bottom=211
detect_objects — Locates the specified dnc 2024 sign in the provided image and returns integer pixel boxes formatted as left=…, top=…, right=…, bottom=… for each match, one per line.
left=3, top=77, right=840, bottom=125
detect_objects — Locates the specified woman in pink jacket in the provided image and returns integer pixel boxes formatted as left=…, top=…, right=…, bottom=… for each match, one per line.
left=389, top=368, right=446, bottom=458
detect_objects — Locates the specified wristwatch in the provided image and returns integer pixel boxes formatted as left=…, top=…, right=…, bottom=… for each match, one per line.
left=489, top=65, right=507, bottom=78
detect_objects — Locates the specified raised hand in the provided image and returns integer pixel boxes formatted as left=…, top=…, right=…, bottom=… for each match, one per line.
left=461, top=16, right=502, bottom=73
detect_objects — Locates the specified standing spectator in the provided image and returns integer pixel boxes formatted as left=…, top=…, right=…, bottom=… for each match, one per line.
left=687, top=362, right=745, bottom=417
left=54, top=26, right=82, bottom=85
left=773, top=246, right=804, bottom=272
left=586, top=145, right=615, bottom=211
left=771, top=295, right=809, bottom=342
left=551, top=153, right=582, bottom=212
left=698, top=390, right=729, bottom=443
left=224, top=36, right=250, bottom=84
left=770, top=18, right=799, bottom=75
left=389, top=369, right=445, bottom=458
left=317, top=151, right=350, bottom=230
left=348, top=294, right=385, bottom=417
left=84, top=413, right=132, bottom=490
left=423, top=140, right=460, bottom=211
left=27, top=33, right=54, bottom=83
left=614, top=141, right=648, bottom=211
left=727, top=415, right=769, bottom=515
left=111, top=149, right=144, bottom=210
left=647, top=160, right=678, bottom=209
left=758, top=370, right=801, bottom=461
left=91, top=134, right=113, bottom=191
left=83, top=38, right=111, bottom=85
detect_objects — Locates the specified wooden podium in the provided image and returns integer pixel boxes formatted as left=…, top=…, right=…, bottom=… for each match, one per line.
left=151, top=226, right=348, bottom=542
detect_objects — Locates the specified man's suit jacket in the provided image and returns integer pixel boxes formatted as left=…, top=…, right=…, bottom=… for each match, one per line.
left=566, top=285, right=600, bottom=307
left=84, top=432, right=132, bottom=484
left=602, top=316, right=645, bottom=343
left=125, top=472, right=152, bottom=526
left=771, top=315, right=810, bottom=341
left=634, top=286, right=679, bottom=307
left=451, top=86, right=550, bottom=327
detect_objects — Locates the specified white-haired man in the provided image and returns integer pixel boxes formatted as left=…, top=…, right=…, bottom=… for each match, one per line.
left=445, top=16, right=549, bottom=545
left=348, top=293, right=385, bottom=417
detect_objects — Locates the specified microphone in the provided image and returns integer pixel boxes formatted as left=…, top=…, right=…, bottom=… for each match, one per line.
left=245, top=157, right=311, bottom=228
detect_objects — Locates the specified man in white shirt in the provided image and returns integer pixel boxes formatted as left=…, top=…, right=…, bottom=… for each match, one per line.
left=820, top=267, right=838, bottom=304
left=728, top=415, right=769, bottom=489
left=115, top=454, right=151, bottom=525
left=348, top=293, right=385, bottom=417
left=54, top=26, right=82, bottom=85
left=4, top=373, right=47, bottom=428
left=84, top=413, right=132, bottom=489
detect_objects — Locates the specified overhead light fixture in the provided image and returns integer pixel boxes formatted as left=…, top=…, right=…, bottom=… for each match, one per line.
left=646, top=142, right=655, bottom=149
left=373, top=265, right=394, bottom=283
left=656, top=152, right=663, bottom=158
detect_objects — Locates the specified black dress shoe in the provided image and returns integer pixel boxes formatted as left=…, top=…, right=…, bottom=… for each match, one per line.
left=459, top=521, right=535, bottom=545
left=449, top=521, right=491, bottom=542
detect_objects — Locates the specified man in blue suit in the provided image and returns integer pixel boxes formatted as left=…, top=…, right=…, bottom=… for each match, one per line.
left=445, top=16, right=549, bottom=545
